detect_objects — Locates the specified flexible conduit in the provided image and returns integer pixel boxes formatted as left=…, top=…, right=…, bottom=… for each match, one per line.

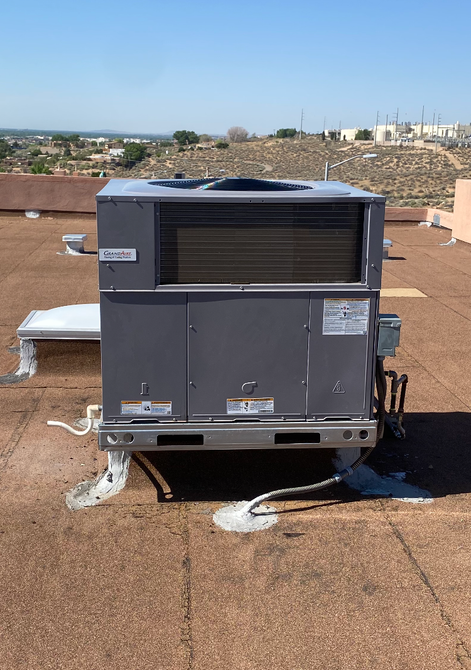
left=239, top=358, right=387, bottom=516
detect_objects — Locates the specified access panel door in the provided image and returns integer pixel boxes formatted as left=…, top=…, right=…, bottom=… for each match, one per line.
left=188, top=293, right=309, bottom=421
left=307, top=292, right=378, bottom=420
left=101, top=292, right=187, bottom=422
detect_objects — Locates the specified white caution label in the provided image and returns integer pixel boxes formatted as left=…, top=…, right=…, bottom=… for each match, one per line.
left=323, top=299, right=370, bottom=336
left=227, top=397, right=274, bottom=414
left=121, top=401, right=172, bottom=415
left=121, top=401, right=143, bottom=415
left=151, top=401, right=172, bottom=415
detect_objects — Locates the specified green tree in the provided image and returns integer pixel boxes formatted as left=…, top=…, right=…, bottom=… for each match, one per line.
left=30, top=161, right=52, bottom=174
left=199, top=134, right=213, bottom=142
left=123, top=142, right=148, bottom=164
left=30, top=148, right=43, bottom=156
left=215, top=141, right=229, bottom=149
left=354, top=129, right=372, bottom=140
left=113, top=137, right=124, bottom=143
left=276, top=128, right=297, bottom=138
left=67, top=134, right=80, bottom=143
left=91, top=140, right=97, bottom=147
left=0, top=139, right=13, bottom=159
left=173, top=130, right=200, bottom=145
left=51, top=133, right=70, bottom=143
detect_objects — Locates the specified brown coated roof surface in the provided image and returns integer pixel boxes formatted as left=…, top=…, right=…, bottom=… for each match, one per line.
left=1, top=213, right=471, bottom=669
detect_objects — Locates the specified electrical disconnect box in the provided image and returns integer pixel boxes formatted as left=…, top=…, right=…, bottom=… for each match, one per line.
left=96, top=177, right=396, bottom=452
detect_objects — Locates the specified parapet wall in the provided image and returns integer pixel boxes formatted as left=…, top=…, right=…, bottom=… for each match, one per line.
left=452, top=180, right=471, bottom=245
left=0, top=174, right=110, bottom=213
left=0, top=173, right=469, bottom=243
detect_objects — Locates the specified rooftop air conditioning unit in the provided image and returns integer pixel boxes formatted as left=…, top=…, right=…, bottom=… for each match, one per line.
left=96, top=177, right=391, bottom=452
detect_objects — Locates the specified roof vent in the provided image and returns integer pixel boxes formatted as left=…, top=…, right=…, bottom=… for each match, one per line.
left=59, top=234, right=87, bottom=255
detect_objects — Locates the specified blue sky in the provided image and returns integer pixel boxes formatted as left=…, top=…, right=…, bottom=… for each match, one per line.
left=1, top=0, right=470, bottom=135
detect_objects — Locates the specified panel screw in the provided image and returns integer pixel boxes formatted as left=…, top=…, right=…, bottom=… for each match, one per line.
left=302, top=381, right=306, bottom=385
left=303, top=324, right=309, bottom=329
left=107, top=196, right=112, bottom=201
left=110, top=286, right=115, bottom=290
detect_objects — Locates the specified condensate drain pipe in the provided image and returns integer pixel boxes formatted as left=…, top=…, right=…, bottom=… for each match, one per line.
left=47, top=404, right=102, bottom=436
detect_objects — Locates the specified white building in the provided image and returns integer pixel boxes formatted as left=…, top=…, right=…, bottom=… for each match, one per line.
left=374, top=121, right=471, bottom=141
left=337, top=121, right=471, bottom=143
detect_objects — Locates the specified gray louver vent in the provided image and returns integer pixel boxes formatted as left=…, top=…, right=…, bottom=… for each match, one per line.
left=159, top=202, right=364, bottom=284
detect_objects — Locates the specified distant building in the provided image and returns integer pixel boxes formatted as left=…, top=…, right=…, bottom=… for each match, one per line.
left=339, top=121, right=471, bottom=143
left=374, top=121, right=471, bottom=141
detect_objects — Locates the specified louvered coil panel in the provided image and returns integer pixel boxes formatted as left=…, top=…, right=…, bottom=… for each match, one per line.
left=159, top=202, right=365, bottom=284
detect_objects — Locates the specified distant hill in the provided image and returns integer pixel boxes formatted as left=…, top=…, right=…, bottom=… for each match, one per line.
left=0, top=127, right=174, bottom=140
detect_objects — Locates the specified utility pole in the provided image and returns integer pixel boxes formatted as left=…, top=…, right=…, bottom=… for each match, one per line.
left=420, top=105, right=425, bottom=139
left=435, top=114, right=441, bottom=153
left=299, top=109, right=304, bottom=140
left=385, top=114, right=388, bottom=143
left=374, top=110, right=380, bottom=146
left=339, top=120, right=341, bottom=141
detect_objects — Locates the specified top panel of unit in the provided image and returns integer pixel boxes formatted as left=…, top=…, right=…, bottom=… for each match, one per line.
left=96, top=177, right=384, bottom=201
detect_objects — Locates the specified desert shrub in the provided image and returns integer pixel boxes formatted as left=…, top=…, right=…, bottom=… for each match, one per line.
left=215, top=141, right=229, bottom=149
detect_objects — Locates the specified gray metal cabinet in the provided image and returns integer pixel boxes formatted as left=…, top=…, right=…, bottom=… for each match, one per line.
left=188, top=293, right=309, bottom=421
left=100, top=292, right=187, bottom=421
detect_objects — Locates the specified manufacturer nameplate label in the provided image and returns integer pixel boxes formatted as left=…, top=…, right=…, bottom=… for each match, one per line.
left=99, top=248, right=137, bottom=261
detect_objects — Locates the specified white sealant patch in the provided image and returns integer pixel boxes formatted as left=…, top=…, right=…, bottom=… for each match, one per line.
left=66, top=451, right=131, bottom=511
left=334, top=448, right=432, bottom=503
left=0, top=339, right=37, bottom=384
left=213, top=501, right=279, bottom=532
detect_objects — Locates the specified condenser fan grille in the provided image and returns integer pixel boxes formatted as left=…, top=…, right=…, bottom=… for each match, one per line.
left=159, top=202, right=364, bottom=284
left=153, top=177, right=312, bottom=191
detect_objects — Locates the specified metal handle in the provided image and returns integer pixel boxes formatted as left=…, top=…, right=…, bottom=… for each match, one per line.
left=241, top=381, right=258, bottom=393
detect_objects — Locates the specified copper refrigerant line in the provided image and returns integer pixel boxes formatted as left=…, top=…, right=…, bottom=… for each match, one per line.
left=385, top=370, right=408, bottom=439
